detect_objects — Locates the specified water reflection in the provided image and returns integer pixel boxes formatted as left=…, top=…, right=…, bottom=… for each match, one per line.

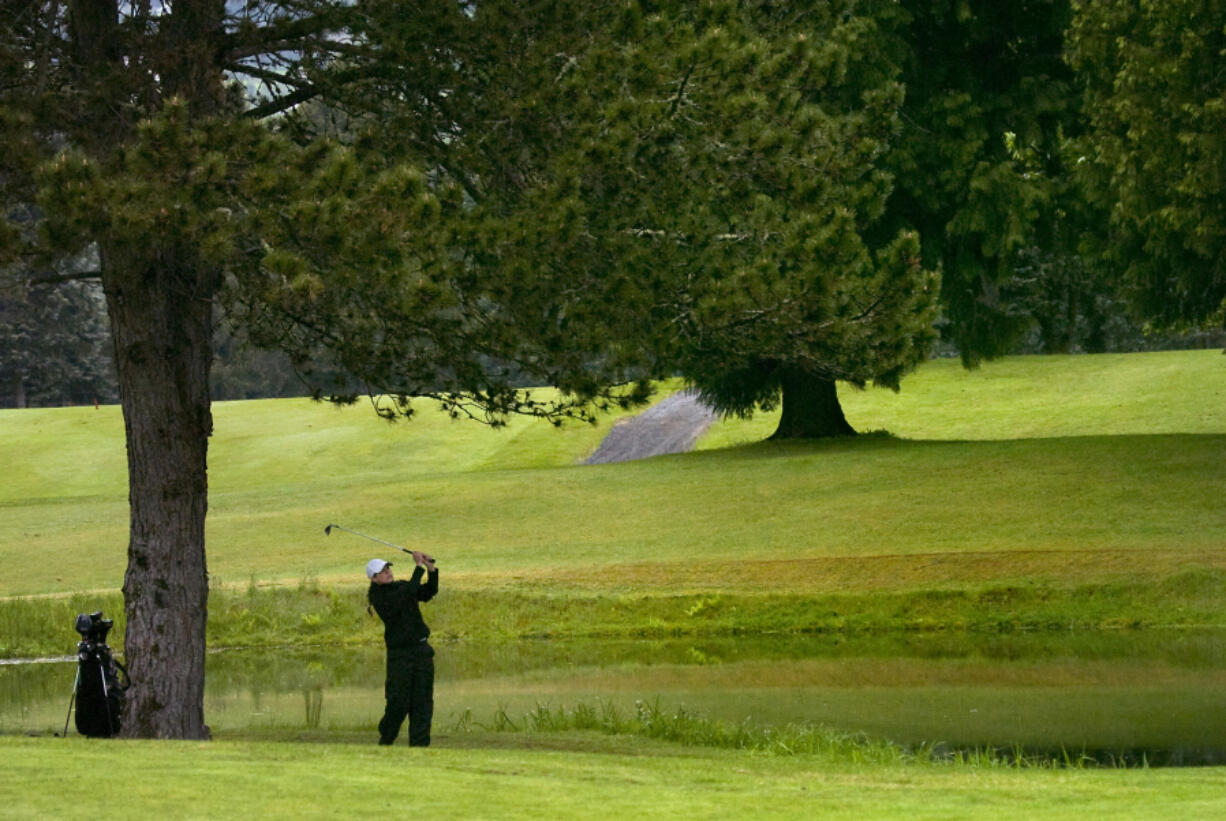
left=4, top=630, right=1225, bottom=763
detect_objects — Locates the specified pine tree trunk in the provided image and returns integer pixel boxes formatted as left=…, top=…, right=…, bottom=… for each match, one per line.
left=12, top=372, right=25, bottom=409
left=65, top=0, right=229, bottom=741
left=102, top=246, right=217, bottom=739
left=770, top=370, right=855, bottom=440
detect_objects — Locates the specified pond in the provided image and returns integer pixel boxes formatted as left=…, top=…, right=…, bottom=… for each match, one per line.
left=4, top=630, right=1225, bottom=764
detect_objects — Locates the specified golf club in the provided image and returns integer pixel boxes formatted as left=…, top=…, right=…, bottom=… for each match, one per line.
left=324, top=523, right=437, bottom=566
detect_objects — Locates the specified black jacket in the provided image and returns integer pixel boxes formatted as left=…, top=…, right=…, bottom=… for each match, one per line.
left=368, top=566, right=439, bottom=650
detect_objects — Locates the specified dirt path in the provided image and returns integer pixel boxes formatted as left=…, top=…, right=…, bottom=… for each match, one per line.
left=585, top=389, right=718, bottom=464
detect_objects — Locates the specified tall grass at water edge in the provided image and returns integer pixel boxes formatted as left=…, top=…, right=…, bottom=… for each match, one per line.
left=7, top=564, right=1226, bottom=658
left=452, top=698, right=1155, bottom=768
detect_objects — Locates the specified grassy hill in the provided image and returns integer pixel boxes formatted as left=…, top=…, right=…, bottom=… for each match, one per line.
left=1, top=350, right=1224, bottom=651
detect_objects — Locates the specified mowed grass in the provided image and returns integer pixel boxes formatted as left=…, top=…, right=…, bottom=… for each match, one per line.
left=2, top=734, right=1225, bottom=820
left=0, top=350, right=1222, bottom=602
left=0, top=389, right=639, bottom=595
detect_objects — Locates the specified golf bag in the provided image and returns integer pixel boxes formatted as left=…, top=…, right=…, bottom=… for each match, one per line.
left=70, top=612, right=129, bottom=738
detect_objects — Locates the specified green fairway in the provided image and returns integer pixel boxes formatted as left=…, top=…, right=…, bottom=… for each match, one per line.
left=0, top=388, right=640, bottom=595
left=700, top=351, right=1226, bottom=445
left=1, top=350, right=1223, bottom=604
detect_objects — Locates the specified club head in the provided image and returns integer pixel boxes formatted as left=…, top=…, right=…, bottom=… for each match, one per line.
left=324, top=524, right=334, bottom=535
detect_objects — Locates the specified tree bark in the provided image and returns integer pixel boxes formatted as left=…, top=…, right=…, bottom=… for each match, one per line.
left=63, top=0, right=227, bottom=741
left=770, top=370, right=855, bottom=440
left=102, top=244, right=217, bottom=739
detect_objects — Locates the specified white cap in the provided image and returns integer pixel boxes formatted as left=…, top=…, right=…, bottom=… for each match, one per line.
left=365, top=558, right=391, bottom=578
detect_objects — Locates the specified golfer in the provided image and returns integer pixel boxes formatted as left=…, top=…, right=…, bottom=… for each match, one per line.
left=366, top=551, right=438, bottom=746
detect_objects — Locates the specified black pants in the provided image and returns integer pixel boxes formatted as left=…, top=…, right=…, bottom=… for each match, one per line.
left=378, top=642, right=434, bottom=746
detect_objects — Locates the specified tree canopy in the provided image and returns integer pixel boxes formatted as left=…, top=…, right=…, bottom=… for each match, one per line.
left=883, top=0, right=1079, bottom=365
left=1067, top=0, right=1226, bottom=330
left=562, top=2, right=940, bottom=438
left=326, top=1, right=941, bottom=439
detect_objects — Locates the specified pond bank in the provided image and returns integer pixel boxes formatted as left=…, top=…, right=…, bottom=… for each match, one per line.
left=4, top=566, right=1226, bottom=658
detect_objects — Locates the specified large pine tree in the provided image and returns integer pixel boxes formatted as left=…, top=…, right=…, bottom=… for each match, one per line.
left=0, top=1, right=646, bottom=738
left=334, top=1, right=947, bottom=440
left=540, top=1, right=942, bottom=438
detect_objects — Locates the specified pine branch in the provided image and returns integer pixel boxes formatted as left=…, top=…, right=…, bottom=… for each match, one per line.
left=219, top=9, right=355, bottom=63
left=26, top=270, right=102, bottom=286
left=242, top=86, right=321, bottom=119
left=225, top=62, right=312, bottom=91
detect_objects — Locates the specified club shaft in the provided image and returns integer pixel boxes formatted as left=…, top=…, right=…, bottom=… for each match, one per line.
left=326, top=523, right=437, bottom=566
left=328, top=524, right=409, bottom=553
